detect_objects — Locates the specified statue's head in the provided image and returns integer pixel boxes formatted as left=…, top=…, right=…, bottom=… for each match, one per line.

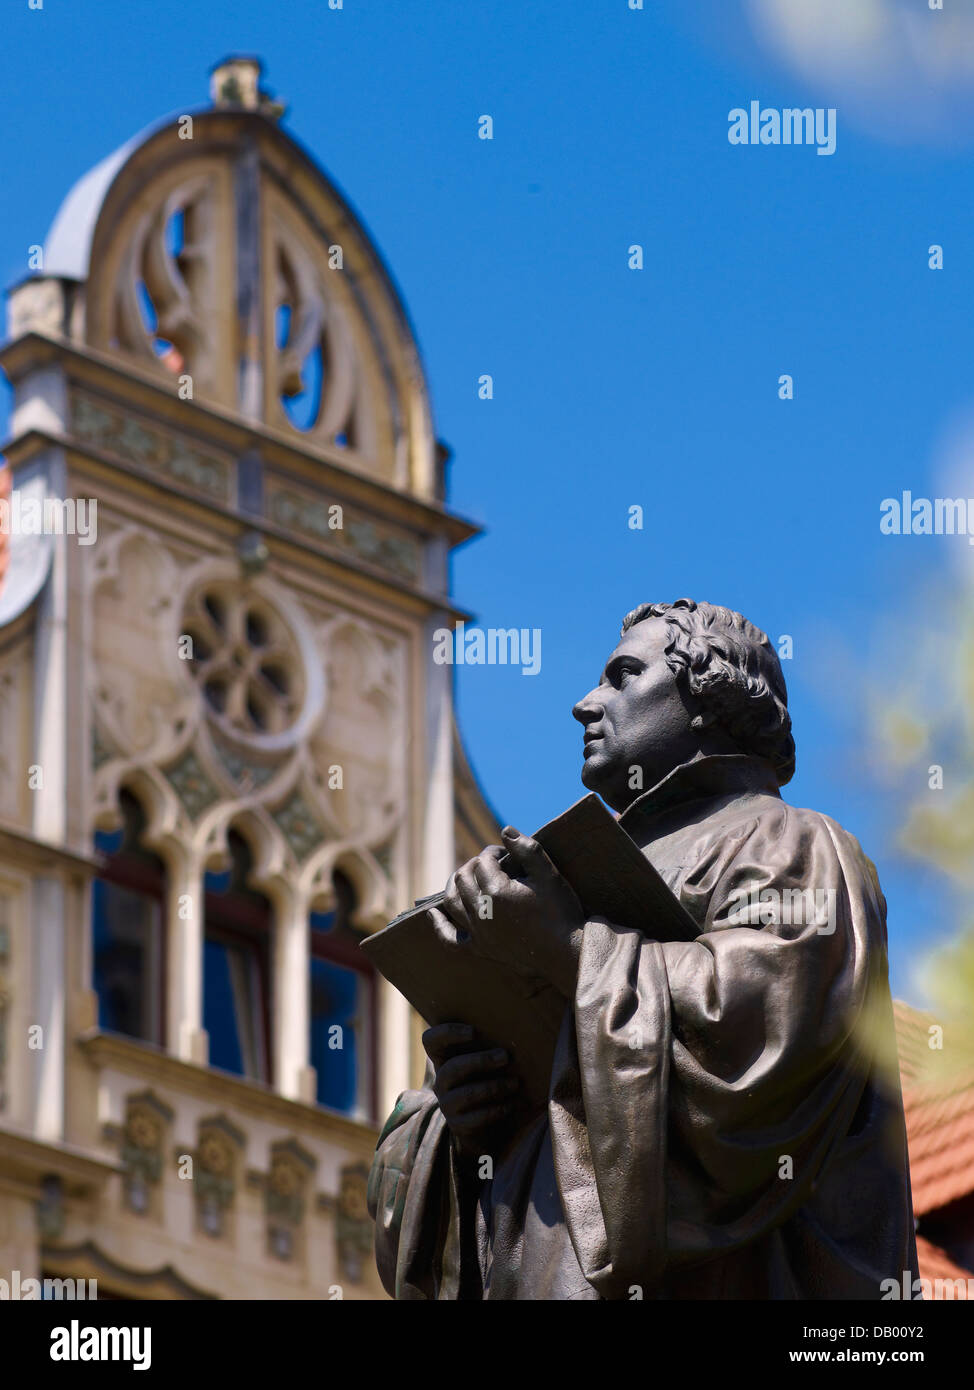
left=572, top=599, right=794, bottom=813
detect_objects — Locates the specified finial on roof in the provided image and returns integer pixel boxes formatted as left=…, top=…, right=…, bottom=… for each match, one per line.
left=209, top=56, right=285, bottom=121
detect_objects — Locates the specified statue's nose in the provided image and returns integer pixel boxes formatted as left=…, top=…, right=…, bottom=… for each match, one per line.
left=572, top=692, right=601, bottom=725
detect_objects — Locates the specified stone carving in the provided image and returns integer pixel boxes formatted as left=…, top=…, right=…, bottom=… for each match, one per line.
left=194, top=1116, right=244, bottom=1238
left=181, top=582, right=304, bottom=739
left=270, top=219, right=362, bottom=447
left=335, top=1162, right=372, bottom=1283
left=309, top=619, right=403, bottom=844
left=6, top=276, right=66, bottom=340
left=91, top=722, right=114, bottom=771
left=119, top=1092, right=173, bottom=1216
left=275, top=244, right=325, bottom=407
left=89, top=528, right=193, bottom=761
left=263, top=1138, right=315, bottom=1261
left=113, top=175, right=216, bottom=386
left=89, top=543, right=406, bottom=937
left=371, top=839, right=395, bottom=879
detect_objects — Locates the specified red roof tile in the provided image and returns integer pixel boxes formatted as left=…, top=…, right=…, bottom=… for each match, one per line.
left=915, top=1235, right=972, bottom=1297
left=894, top=1000, right=974, bottom=1217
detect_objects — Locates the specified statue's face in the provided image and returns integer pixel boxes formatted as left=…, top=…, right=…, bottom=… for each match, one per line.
left=572, top=618, right=703, bottom=812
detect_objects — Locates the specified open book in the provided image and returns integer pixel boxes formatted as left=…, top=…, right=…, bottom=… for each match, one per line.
left=360, top=793, right=699, bottom=1114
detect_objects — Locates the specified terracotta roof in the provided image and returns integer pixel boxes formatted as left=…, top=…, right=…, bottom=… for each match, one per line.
left=894, top=1000, right=974, bottom=1217
left=914, top=1235, right=972, bottom=1297
left=893, top=999, right=938, bottom=1085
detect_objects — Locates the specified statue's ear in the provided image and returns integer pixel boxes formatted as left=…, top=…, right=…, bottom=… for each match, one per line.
left=690, top=710, right=717, bottom=732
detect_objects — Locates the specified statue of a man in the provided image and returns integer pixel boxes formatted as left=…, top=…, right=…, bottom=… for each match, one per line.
left=367, top=600, right=919, bottom=1300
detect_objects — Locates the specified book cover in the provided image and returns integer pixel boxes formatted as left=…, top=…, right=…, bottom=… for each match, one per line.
left=360, top=794, right=699, bottom=1113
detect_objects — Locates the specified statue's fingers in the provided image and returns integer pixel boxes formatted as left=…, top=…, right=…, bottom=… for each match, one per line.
left=450, top=1101, right=518, bottom=1138
left=500, top=826, right=557, bottom=880
left=445, top=1076, right=519, bottom=1115
left=440, top=872, right=471, bottom=930
left=435, top=1046, right=510, bottom=1092
left=473, top=850, right=507, bottom=897
left=422, top=1021, right=476, bottom=1066
left=427, top=906, right=454, bottom=944
left=454, top=859, right=483, bottom=920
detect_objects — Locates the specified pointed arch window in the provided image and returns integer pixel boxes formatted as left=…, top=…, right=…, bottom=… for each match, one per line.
left=92, top=790, right=165, bottom=1046
left=310, top=870, right=375, bottom=1119
left=203, top=830, right=272, bottom=1082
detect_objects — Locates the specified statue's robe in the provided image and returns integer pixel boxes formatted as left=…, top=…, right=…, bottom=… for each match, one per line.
left=368, top=754, right=919, bottom=1300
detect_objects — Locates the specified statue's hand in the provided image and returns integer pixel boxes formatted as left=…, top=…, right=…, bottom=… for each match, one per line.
left=440, top=829, right=584, bottom=997
left=423, top=1022, right=520, bottom=1159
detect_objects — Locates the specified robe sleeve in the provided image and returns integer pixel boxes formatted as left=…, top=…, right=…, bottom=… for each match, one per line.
left=549, top=799, right=899, bottom=1300
left=366, top=1071, right=467, bottom=1299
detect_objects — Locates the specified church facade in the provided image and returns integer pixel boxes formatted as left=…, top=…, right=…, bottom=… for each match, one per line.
left=0, top=58, right=498, bottom=1300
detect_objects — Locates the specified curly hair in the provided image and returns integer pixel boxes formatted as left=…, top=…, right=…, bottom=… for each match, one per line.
left=620, top=598, right=795, bottom=785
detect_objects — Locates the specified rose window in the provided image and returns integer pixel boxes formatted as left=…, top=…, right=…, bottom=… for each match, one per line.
left=183, top=584, right=305, bottom=737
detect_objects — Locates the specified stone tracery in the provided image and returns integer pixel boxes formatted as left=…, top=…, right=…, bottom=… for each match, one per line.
left=89, top=522, right=405, bottom=929
left=113, top=175, right=218, bottom=386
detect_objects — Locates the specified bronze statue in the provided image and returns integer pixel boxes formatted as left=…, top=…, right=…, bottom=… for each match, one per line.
left=367, top=600, right=919, bottom=1299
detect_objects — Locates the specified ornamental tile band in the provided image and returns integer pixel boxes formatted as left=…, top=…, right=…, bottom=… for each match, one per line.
left=70, top=394, right=231, bottom=503
left=268, top=487, right=419, bottom=582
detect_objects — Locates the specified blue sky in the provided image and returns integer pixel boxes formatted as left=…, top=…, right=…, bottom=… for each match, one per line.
left=3, top=0, right=973, bottom=1001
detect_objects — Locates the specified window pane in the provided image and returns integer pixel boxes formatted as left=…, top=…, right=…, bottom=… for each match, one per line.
left=204, top=938, right=243, bottom=1075
left=204, top=936, right=265, bottom=1080
left=310, top=957, right=368, bottom=1115
left=92, top=879, right=161, bottom=1043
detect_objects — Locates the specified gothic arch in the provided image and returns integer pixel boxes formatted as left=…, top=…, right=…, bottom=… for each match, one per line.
left=302, top=843, right=390, bottom=928
left=55, top=109, right=437, bottom=495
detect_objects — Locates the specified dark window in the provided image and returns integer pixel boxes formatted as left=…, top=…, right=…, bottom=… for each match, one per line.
left=203, top=831, right=271, bottom=1082
left=92, top=791, right=165, bottom=1045
left=310, top=870, right=375, bottom=1118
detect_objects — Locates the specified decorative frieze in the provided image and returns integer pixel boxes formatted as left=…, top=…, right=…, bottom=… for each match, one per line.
left=70, top=393, right=232, bottom=503
left=268, top=485, right=420, bottom=582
